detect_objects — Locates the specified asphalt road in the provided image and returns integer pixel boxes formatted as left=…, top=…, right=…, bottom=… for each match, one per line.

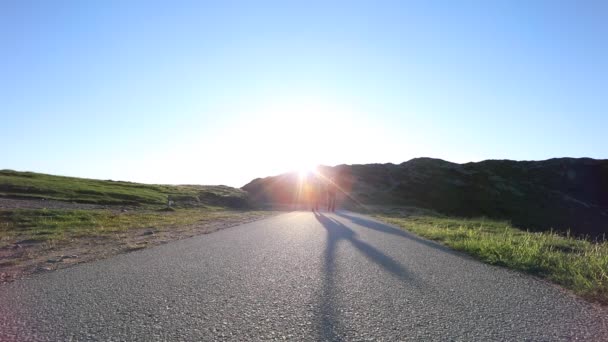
left=1, top=211, right=607, bottom=341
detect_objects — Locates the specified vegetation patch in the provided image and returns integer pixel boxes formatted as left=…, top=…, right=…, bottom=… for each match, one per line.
left=0, top=208, right=265, bottom=246
left=0, top=169, right=250, bottom=207
left=0, top=170, right=271, bottom=282
left=373, top=208, right=608, bottom=304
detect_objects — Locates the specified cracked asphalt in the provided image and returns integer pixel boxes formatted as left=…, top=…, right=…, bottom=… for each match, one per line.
left=1, top=211, right=607, bottom=341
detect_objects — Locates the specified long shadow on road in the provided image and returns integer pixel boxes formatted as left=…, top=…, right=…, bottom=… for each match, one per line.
left=334, top=211, right=462, bottom=257
left=313, top=212, right=420, bottom=341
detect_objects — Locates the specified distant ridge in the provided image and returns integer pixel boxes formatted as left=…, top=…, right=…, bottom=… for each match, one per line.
left=243, top=158, right=608, bottom=237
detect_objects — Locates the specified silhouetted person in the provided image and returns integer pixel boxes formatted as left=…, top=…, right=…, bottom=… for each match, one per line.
left=327, top=178, right=337, bottom=212
left=310, top=176, right=320, bottom=212
left=311, top=190, right=319, bottom=212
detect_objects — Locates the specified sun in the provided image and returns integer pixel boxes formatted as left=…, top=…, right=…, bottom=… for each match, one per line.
left=237, top=95, right=363, bottom=179
left=297, top=163, right=317, bottom=179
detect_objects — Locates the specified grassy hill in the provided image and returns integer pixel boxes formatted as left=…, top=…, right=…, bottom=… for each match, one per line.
left=0, top=169, right=250, bottom=208
left=243, top=158, right=608, bottom=237
left=0, top=170, right=266, bottom=278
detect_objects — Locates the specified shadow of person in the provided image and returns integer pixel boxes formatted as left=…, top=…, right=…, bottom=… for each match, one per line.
left=313, top=211, right=421, bottom=341
left=315, top=212, right=413, bottom=280
left=334, top=211, right=461, bottom=256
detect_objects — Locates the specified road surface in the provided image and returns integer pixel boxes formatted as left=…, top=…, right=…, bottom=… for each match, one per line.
left=1, top=211, right=607, bottom=341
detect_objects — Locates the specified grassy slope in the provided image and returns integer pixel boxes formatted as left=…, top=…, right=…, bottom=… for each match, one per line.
left=0, top=169, right=249, bottom=207
left=0, top=208, right=268, bottom=247
left=373, top=208, right=608, bottom=304
left=0, top=170, right=258, bottom=247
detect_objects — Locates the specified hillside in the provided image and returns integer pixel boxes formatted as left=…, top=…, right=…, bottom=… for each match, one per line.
left=0, top=170, right=271, bottom=283
left=242, top=158, right=608, bottom=237
left=0, top=170, right=250, bottom=208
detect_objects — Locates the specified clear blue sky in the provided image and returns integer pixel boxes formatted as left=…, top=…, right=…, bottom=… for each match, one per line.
left=1, top=1, right=606, bottom=187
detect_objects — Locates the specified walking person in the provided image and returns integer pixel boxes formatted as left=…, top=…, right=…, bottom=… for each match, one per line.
left=327, top=178, right=337, bottom=212
left=310, top=175, right=320, bottom=212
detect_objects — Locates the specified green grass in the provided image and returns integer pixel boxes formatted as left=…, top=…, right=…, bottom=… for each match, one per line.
left=0, top=207, right=268, bottom=246
left=0, top=169, right=249, bottom=207
left=374, top=209, right=608, bottom=304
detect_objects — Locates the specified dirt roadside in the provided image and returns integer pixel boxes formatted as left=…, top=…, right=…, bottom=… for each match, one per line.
left=0, top=200, right=278, bottom=283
